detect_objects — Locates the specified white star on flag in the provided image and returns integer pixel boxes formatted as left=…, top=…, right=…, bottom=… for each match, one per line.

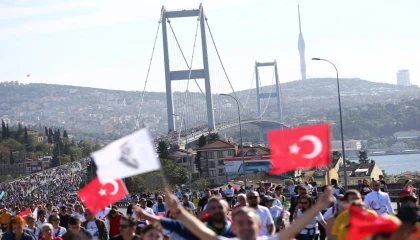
left=98, top=189, right=107, bottom=196
left=289, top=144, right=300, bottom=154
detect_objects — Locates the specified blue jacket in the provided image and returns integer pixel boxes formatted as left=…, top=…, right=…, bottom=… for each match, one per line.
left=1, top=232, right=35, bottom=240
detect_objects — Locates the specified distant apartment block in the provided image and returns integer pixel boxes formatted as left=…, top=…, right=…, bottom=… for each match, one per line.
left=393, top=130, right=420, bottom=139
left=331, top=140, right=362, bottom=151
left=397, top=69, right=411, bottom=86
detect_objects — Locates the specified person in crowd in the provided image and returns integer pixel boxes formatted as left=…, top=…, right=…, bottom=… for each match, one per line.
left=304, top=182, right=314, bottom=194
left=126, top=197, right=139, bottom=216
left=378, top=175, right=388, bottom=192
left=224, top=185, right=234, bottom=209
left=364, top=180, right=394, bottom=215
left=246, top=191, right=275, bottom=236
left=274, top=186, right=288, bottom=208
left=180, top=194, right=195, bottom=211
left=330, top=179, right=345, bottom=197
left=62, top=216, right=93, bottom=240
left=289, top=186, right=310, bottom=223
left=152, top=196, right=166, bottom=216
left=140, top=223, right=163, bottom=240
left=1, top=208, right=12, bottom=233
left=2, top=216, right=36, bottom=240
left=265, top=197, right=284, bottom=233
left=37, top=209, right=48, bottom=227
left=110, top=216, right=139, bottom=240
left=256, top=184, right=265, bottom=197
left=24, top=214, right=41, bottom=239
left=288, top=181, right=296, bottom=199
left=106, top=209, right=122, bottom=238
left=47, top=214, right=67, bottom=238
left=39, top=223, right=63, bottom=240
left=132, top=198, right=154, bottom=234
left=197, top=188, right=211, bottom=213
left=58, top=207, right=70, bottom=230
left=399, top=180, right=417, bottom=199
left=82, top=209, right=109, bottom=240
left=324, top=194, right=345, bottom=240
left=294, top=194, right=327, bottom=240
left=395, top=206, right=420, bottom=240
left=190, top=192, right=200, bottom=210
left=233, top=193, right=247, bottom=210
left=359, top=179, right=372, bottom=196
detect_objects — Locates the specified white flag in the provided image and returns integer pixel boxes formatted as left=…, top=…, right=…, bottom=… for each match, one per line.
left=92, top=128, right=161, bottom=183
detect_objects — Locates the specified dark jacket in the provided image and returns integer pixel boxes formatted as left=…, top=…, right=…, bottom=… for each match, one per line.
left=62, top=227, right=93, bottom=240
left=1, top=232, right=35, bottom=240
left=82, top=219, right=109, bottom=240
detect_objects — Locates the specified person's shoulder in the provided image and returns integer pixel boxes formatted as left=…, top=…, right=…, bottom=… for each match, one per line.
left=110, top=235, right=123, bottom=240
left=367, top=209, right=378, bottom=216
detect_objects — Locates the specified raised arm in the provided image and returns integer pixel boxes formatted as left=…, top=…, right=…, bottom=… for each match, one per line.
left=134, top=206, right=161, bottom=223
left=165, top=190, right=218, bottom=240
left=278, top=186, right=334, bottom=240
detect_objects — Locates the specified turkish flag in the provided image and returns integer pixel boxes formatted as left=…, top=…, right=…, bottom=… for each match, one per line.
left=18, top=209, right=32, bottom=217
left=78, top=177, right=128, bottom=216
left=347, top=206, right=400, bottom=240
left=268, top=124, right=330, bottom=175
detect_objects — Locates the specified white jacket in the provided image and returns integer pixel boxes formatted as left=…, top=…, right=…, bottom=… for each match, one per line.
left=364, top=190, right=393, bottom=215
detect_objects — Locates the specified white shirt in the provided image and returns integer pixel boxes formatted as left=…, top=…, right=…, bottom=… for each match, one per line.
left=95, top=208, right=111, bottom=219
left=288, top=185, right=296, bottom=194
left=297, top=210, right=323, bottom=235
left=85, top=220, right=100, bottom=240
left=255, top=205, right=275, bottom=236
left=53, top=226, right=67, bottom=237
left=218, top=235, right=278, bottom=240
left=37, top=218, right=47, bottom=227
left=268, top=206, right=283, bottom=222
left=305, top=184, right=313, bottom=192
left=364, top=190, right=394, bottom=215
left=224, top=188, right=234, bottom=197
left=323, top=207, right=334, bottom=220
left=180, top=201, right=196, bottom=210
left=132, top=207, right=154, bottom=227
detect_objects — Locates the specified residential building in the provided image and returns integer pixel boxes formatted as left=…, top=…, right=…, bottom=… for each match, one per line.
left=393, top=130, right=420, bottom=139
left=332, top=140, right=362, bottom=158
left=397, top=69, right=410, bottom=86
left=196, top=140, right=237, bottom=185
left=338, top=160, right=384, bottom=186
left=303, top=167, right=338, bottom=186
left=170, top=148, right=199, bottom=181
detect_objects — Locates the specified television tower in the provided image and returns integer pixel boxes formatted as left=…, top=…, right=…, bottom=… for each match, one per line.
left=298, top=4, right=307, bottom=81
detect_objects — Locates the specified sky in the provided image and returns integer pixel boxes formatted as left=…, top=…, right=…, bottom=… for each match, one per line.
left=1, top=0, right=419, bottom=93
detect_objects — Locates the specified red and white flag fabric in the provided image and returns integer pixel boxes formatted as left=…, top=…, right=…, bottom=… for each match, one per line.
left=346, top=206, right=400, bottom=240
left=267, top=124, right=331, bottom=175
left=78, top=177, right=128, bottom=216
left=18, top=209, right=32, bottom=217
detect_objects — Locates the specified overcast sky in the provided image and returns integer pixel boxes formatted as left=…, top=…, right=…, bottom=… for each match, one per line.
left=1, top=0, right=419, bottom=93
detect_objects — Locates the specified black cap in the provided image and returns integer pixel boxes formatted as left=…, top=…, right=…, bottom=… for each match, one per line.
left=139, top=198, right=147, bottom=203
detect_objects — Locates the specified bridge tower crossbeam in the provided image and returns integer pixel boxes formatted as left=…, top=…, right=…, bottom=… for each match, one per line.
left=162, top=5, right=215, bottom=133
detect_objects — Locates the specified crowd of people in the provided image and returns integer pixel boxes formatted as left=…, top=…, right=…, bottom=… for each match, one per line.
left=0, top=173, right=418, bottom=240
left=154, top=124, right=209, bottom=144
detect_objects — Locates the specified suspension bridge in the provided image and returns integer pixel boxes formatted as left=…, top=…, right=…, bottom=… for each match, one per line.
left=136, top=4, right=287, bottom=146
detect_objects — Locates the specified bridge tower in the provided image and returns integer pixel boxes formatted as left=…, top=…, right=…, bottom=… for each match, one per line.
left=162, top=4, right=215, bottom=133
left=255, top=60, right=282, bottom=142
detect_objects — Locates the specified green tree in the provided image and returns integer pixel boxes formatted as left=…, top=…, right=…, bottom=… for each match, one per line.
left=1, top=120, right=6, bottom=139
left=23, top=127, right=29, bottom=144
left=51, top=143, right=61, bottom=167
left=86, top=159, right=97, bottom=182
left=44, top=127, right=48, bottom=136
left=195, top=134, right=207, bottom=174
left=192, top=178, right=211, bottom=191
left=5, top=123, right=9, bottom=138
left=358, top=150, right=369, bottom=163
left=63, top=130, right=68, bottom=138
left=17, top=123, right=23, bottom=140
left=157, top=141, right=169, bottom=159
left=208, top=133, right=220, bottom=143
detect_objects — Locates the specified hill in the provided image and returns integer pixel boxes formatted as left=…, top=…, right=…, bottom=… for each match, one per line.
left=0, top=79, right=419, bottom=142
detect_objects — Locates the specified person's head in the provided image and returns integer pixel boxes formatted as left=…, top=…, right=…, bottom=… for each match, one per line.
left=108, top=209, right=118, bottom=219
left=132, top=196, right=139, bottom=203
left=38, top=209, right=46, bottom=220
left=46, top=203, right=52, bottom=210
left=182, top=194, right=189, bottom=202
left=343, top=189, right=362, bottom=203
left=84, top=209, right=95, bottom=221
left=236, top=194, right=247, bottom=207
left=371, top=180, right=381, bottom=192
left=192, top=192, right=198, bottom=198
left=41, top=223, right=53, bottom=239
left=363, top=179, right=368, bottom=185
left=403, top=179, right=412, bottom=187
left=48, top=214, right=60, bottom=227
left=119, top=216, right=137, bottom=237
left=206, top=197, right=229, bottom=223
left=59, top=206, right=67, bottom=215
left=349, top=199, right=366, bottom=210
left=68, top=216, right=82, bottom=235
left=299, top=194, right=313, bottom=211
left=7, top=216, right=26, bottom=234
left=379, top=175, right=384, bottom=180
left=400, top=195, right=418, bottom=208
left=231, top=207, right=260, bottom=240
left=156, top=195, right=164, bottom=204
left=266, top=197, right=275, bottom=208
left=66, top=207, right=73, bottom=215
left=141, top=222, right=163, bottom=240
left=298, top=186, right=307, bottom=195
left=25, top=214, right=35, bottom=227
left=228, top=185, right=232, bottom=189
left=204, top=188, right=211, bottom=198
left=52, top=208, right=59, bottom=215
left=246, top=191, right=260, bottom=208
left=331, top=179, right=338, bottom=185
left=275, top=186, right=283, bottom=195
left=140, top=198, right=147, bottom=208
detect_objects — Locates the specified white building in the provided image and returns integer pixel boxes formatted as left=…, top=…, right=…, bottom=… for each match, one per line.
left=331, top=140, right=362, bottom=151
left=393, top=130, right=420, bottom=139
left=397, top=69, right=411, bottom=86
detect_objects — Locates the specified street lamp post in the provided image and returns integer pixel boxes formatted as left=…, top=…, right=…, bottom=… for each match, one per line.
left=311, top=58, right=348, bottom=189
left=219, top=94, right=246, bottom=188
left=173, top=114, right=192, bottom=190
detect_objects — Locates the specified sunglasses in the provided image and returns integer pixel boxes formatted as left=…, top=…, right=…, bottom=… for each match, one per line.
left=247, top=196, right=258, bottom=200
left=119, top=224, right=131, bottom=229
left=52, top=219, right=60, bottom=222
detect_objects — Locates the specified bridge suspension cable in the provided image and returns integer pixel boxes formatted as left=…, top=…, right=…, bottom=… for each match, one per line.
left=239, top=71, right=255, bottom=115
left=205, top=18, right=250, bottom=117
left=135, top=9, right=164, bottom=131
